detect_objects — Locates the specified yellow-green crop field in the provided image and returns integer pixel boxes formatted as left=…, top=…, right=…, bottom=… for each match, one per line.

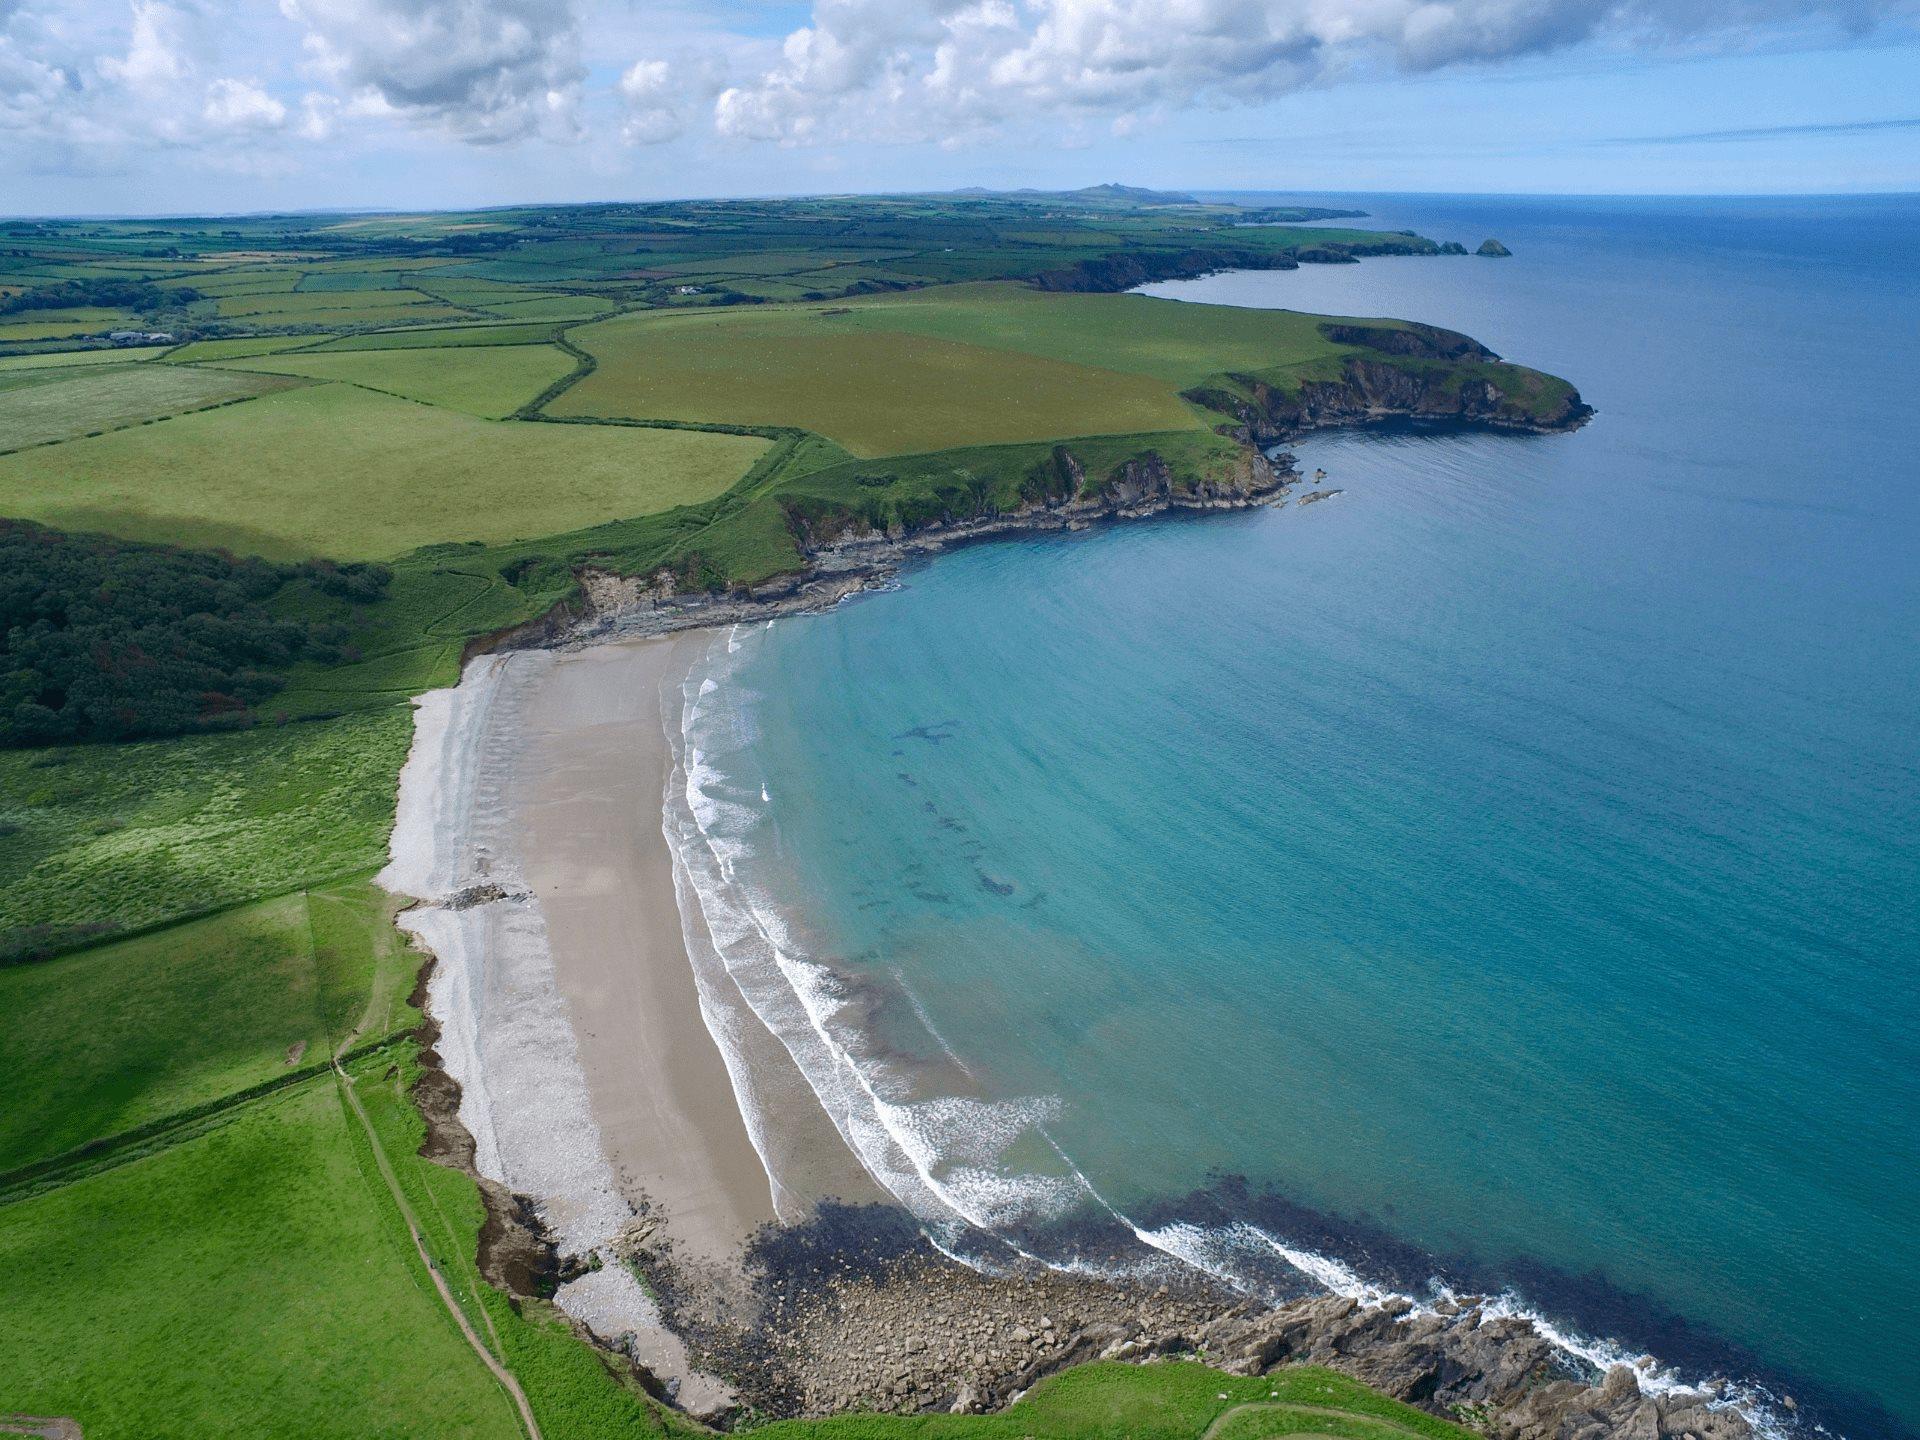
left=552, top=304, right=1209, bottom=456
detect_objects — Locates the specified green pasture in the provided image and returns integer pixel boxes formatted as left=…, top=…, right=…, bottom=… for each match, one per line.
left=0, top=708, right=411, bottom=947
left=210, top=342, right=578, bottom=418
left=0, top=1076, right=529, bottom=1440
left=479, top=295, right=613, bottom=322
left=0, top=346, right=167, bottom=371
left=0, top=315, right=140, bottom=342
left=0, top=881, right=410, bottom=1175
left=163, top=335, right=325, bottom=362
left=309, top=320, right=563, bottom=351
left=553, top=306, right=1207, bottom=457
left=821, top=284, right=1368, bottom=385
left=0, top=363, right=297, bottom=453
left=752, top=1362, right=1471, bottom=1440
left=0, top=381, right=768, bottom=559
left=211, top=288, right=449, bottom=318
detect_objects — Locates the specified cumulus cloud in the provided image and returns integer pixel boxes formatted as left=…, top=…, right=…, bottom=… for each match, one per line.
left=203, top=75, right=287, bottom=128
left=280, top=0, right=584, bottom=142
left=618, top=57, right=681, bottom=143
left=714, top=0, right=1920, bottom=145
left=96, top=0, right=195, bottom=92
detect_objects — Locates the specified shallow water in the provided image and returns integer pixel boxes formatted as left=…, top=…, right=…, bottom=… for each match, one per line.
left=670, top=195, right=1920, bottom=1438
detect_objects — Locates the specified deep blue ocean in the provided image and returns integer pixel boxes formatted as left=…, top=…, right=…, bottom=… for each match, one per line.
left=671, top=195, right=1920, bottom=1438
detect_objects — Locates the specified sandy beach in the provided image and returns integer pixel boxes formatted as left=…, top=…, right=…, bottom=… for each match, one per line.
left=377, top=630, right=1758, bottom=1440
left=379, top=632, right=877, bottom=1412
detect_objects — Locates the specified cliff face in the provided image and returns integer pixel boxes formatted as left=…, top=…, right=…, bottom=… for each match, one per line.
left=787, top=443, right=1287, bottom=562
left=1031, top=235, right=1441, bottom=293
left=1185, top=322, right=1592, bottom=441
left=1192, top=357, right=1591, bottom=442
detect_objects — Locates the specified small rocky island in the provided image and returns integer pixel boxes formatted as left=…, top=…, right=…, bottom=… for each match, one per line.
left=1478, top=238, right=1514, bottom=256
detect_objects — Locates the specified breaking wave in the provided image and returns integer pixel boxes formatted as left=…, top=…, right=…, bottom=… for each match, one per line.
left=659, top=623, right=1803, bottom=1440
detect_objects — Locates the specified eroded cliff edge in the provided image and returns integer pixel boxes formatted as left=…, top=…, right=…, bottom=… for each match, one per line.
left=479, top=318, right=1590, bottom=654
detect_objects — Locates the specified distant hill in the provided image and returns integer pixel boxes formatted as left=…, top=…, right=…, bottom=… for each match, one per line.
left=949, top=182, right=1201, bottom=207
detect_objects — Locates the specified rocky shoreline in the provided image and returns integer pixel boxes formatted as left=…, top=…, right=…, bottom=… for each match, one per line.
left=591, top=1197, right=1761, bottom=1440
left=392, top=347, right=1702, bottom=1440
left=408, top=1008, right=1767, bottom=1440
left=483, top=403, right=1589, bottom=664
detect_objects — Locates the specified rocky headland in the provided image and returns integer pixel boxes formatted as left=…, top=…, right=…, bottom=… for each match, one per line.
left=552, top=1193, right=1760, bottom=1440
left=479, top=322, right=1588, bottom=659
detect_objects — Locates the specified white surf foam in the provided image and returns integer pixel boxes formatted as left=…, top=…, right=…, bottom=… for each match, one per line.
left=659, top=628, right=1093, bottom=1244
left=655, top=628, right=1797, bottom=1440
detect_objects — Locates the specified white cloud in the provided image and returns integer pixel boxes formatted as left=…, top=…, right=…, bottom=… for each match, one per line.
left=203, top=75, right=287, bottom=128
left=714, top=0, right=1920, bottom=145
left=618, top=57, right=680, bottom=143
left=279, top=0, right=585, bottom=142
left=96, top=0, right=195, bottom=92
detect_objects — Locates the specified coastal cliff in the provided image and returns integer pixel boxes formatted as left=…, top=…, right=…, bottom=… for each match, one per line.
left=482, top=444, right=1295, bottom=653
left=477, top=329, right=1588, bottom=655
left=1031, top=232, right=1444, bottom=292
left=1187, top=321, right=1593, bottom=441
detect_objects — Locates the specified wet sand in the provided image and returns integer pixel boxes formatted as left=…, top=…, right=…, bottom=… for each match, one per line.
left=513, top=636, right=776, bottom=1261
left=381, top=634, right=878, bottom=1413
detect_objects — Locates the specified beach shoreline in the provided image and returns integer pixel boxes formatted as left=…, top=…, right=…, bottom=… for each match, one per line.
left=379, top=614, right=1774, bottom=1440
left=378, top=634, right=881, bottom=1414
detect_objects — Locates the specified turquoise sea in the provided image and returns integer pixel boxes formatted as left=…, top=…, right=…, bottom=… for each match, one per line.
left=667, top=195, right=1920, bottom=1439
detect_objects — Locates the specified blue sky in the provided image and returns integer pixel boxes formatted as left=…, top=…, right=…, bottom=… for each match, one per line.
left=1, top=0, right=1915, bottom=215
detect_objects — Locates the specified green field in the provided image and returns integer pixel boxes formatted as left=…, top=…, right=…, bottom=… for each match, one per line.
left=0, top=709, right=410, bottom=949
left=0, top=362, right=296, bottom=452
left=0, top=189, right=1585, bottom=1439
left=0, top=381, right=769, bottom=559
left=0, top=882, right=410, bottom=1175
left=162, top=335, right=326, bottom=362
left=0, top=1076, right=530, bottom=1440
left=211, top=341, right=579, bottom=417
left=309, top=320, right=565, bottom=351
left=820, top=284, right=1363, bottom=384
left=548, top=283, right=1455, bottom=460
left=752, top=1363, right=1472, bottom=1440
left=0, top=346, right=168, bottom=371
left=552, top=307, right=1206, bottom=456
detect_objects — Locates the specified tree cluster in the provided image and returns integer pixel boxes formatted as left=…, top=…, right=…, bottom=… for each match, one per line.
left=0, top=520, right=389, bottom=746
left=0, top=278, right=200, bottom=315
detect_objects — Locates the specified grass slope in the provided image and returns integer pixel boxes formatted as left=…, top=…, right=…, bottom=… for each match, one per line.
left=0, top=709, right=411, bottom=950
left=752, top=1362, right=1474, bottom=1440
left=0, top=381, right=769, bottom=560
left=0, top=1076, right=529, bottom=1440
left=1, top=894, right=323, bottom=1172
left=552, top=306, right=1205, bottom=456
left=0, top=880, right=410, bottom=1176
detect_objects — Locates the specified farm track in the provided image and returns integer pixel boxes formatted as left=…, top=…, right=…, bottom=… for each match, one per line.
left=330, top=939, right=544, bottom=1440
left=1200, top=1401, right=1429, bottom=1440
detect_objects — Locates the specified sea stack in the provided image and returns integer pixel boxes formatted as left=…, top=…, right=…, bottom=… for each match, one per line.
left=1477, top=238, right=1513, bottom=256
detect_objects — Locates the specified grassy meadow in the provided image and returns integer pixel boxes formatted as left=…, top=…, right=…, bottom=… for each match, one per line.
left=0, top=1076, right=532, bottom=1440
left=552, top=305, right=1206, bottom=456
left=0, top=709, right=411, bottom=948
left=0, top=380, right=769, bottom=559
left=751, top=1363, right=1473, bottom=1440
left=0, top=363, right=297, bottom=453
left=209, top=342, right=580, bottom=417
left=0, top=191, right=1583, bottom=1437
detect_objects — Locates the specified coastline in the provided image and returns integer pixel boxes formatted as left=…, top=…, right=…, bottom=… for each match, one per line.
left=379, top=636, right=879, bottom=1415
left=379, top=591, right=1783, bottom=1440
